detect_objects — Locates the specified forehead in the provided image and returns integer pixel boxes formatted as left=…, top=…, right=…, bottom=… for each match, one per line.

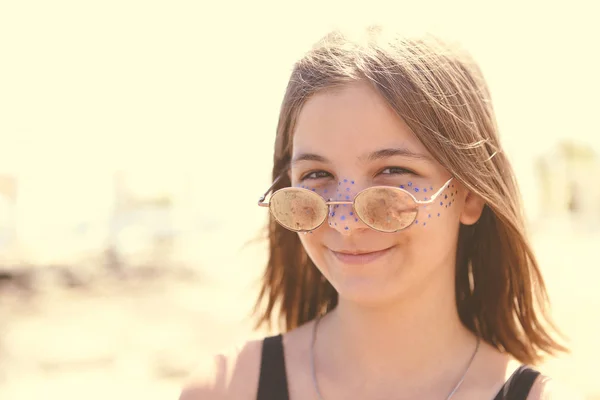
left=292, top=81, right=427, bottom=158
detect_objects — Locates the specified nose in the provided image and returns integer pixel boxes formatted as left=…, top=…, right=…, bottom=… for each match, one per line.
left=327, top=203, right=364, bottom=234
left=326, top=179, right=366, bottom=235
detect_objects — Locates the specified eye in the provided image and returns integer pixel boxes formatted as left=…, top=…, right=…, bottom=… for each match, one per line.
left=301, top=170, right=332, bottom=180
left=380, top=167, right=415, bottom=176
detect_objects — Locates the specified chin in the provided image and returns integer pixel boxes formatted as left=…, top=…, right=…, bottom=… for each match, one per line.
left=323, top=257, right=409, bottom=307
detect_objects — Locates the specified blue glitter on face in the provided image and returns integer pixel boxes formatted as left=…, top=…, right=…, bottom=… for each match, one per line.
left=324, top=189, right=328, bottom=194
left=312, top=188, right=316, bottom=191
left=345, top=195, right=350, bottom=200
left=349, top=211, right=354, bottom=216
left=345, top=226, right=349, bottom=230
left=351, top=180, right=355, bottom=184
left=424, top=188, right=428, bottom=193
left=341, top=215, right=346, bottom=221
left=400, top=185, right=405, bottom=189
left=414, top=188, right=420, bottom=192
left=444, top=195, right=448, bottom=199
left=344, top=179, right=348, bottom=183
left=423, top=222, right=426, bottom=226
left=355, top=218, right=359, bottom=222
left=408, top=182, right=412, bottom=187
left=415, top=220, right=419, bottom=224
left=440, top=202, right=443, bottom=206
left=428, top=214, right=431, bottom=218
left=346, top=188, right=350, bottom=192
left=438, top=213, right=440, bottom=217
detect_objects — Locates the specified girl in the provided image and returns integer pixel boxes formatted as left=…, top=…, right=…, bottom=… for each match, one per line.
left=181, top=25, right=575, bottom=399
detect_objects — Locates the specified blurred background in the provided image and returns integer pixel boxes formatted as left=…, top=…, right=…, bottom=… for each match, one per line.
left=1, top=0, right=599, bottom=398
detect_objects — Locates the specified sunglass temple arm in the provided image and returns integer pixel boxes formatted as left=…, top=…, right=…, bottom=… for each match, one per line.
left=258, top=175, right=284, bottom=207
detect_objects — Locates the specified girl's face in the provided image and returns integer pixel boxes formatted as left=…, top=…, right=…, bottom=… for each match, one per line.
left=291, top=81, right=477, bottom=305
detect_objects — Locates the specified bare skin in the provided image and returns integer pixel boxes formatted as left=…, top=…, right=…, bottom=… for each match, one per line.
left=179, top=318, right=571, bottom=399
left=179, top=82, right=579, bottom=400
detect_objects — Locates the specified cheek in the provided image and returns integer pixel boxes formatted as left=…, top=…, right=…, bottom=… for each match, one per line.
left=297, top=229, right=323, bottom=262
left=411, top=182, right=461, bottom=229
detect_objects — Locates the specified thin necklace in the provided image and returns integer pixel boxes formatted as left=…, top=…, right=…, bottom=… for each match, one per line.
left=310, top=315, right=481, bottom=400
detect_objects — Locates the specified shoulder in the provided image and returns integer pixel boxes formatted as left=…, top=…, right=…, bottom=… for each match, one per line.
left=178, top=338, right=264, bottom=400
left=178, top=320, right=317, bottom=400
left=526, top=374, right=584, bottom=400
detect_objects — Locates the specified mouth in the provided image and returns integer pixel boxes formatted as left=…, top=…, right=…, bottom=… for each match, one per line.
left=329, top=246, right=395, bottom=265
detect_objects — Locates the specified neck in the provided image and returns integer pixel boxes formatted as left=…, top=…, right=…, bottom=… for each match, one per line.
left=316, top=268, right=476, bottom=382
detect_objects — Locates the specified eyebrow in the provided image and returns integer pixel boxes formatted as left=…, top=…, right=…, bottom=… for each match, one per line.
left=291, top=153, right=330, bottom=165
left=291, top=147, right=431, bottom=166
left=364, top=147, right=432, bottom=162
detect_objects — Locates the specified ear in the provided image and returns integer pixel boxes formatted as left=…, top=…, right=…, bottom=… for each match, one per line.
left=459, top=191, right=485, bottom=225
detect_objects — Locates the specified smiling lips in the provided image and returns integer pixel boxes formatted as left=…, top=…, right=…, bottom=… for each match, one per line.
left=330, top=247, right=393, bottom=265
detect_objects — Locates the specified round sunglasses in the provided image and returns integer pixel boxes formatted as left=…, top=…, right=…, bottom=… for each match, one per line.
left=258, top=176, right=454, bottom=233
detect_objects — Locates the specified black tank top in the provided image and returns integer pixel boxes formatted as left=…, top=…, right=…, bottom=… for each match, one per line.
left=256, top=334, right=541, bottom=400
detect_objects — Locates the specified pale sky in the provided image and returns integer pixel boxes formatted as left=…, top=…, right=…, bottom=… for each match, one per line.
left=0, top=0, right=598, bottom=252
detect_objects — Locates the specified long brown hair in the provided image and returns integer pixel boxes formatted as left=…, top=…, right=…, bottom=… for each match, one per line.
left=253, top=25, right=566, bottom=364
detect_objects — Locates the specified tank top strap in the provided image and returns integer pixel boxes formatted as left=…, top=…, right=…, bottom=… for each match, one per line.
left=256, top=334, right=290, bottom=400
left=493, top=365, right=541, bottom=400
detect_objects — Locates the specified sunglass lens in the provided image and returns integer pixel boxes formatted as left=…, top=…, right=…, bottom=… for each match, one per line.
left=269, top=188, right=327, bottom=231
left=354, top=187, right=418, bottom=232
